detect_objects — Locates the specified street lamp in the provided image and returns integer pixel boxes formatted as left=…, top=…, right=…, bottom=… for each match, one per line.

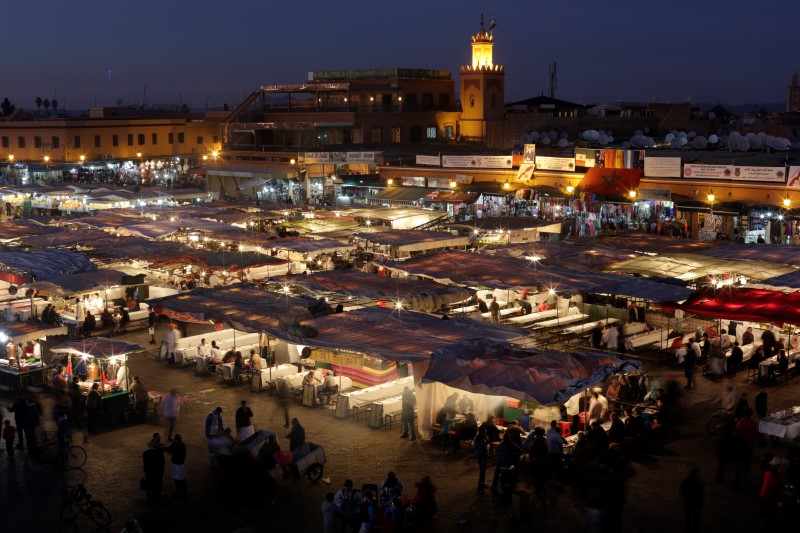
left=629, top=190, right=637, bottom=199
left=79, top=155, right=85, bottom=163
left=784, top=194, right=791, bottom=208
left=707, top=190, right=715, bottom=203
left=449, top=180, right=457, bottom=189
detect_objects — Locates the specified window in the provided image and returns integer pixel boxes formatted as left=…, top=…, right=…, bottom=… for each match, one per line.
left=137, top=134, right=145, bottom=145
left=74, top=136, right=81, bottom=149
left=391, top=127, right=401, bottom=143
left=444, top=125, right=454, bottom=139
left=410, top=126, right=422, bottom=142
left=112, top=134, right=119, bottom=147
left=152, top=133, right=158, bottom=145
left=196, top=136, right=204, bottom=145
left=426, top=127, right=437, bottom=140
left=422, top=93, right=433, bottom=109
left=127, top=134, right=134, bottom=146
left=18, top=136, right=25, bottom=148
left=178, top=132, right=184, bottom=144
left=370, top=127, right=382, bottom=143
left=34, top=136, right=42, bottom=148
left=168, top=133, right=174, bottom=144
left=52, top=136, right=60, bottom=149
left=95, top=135, right=101, bottom=148
left=212, top=135, right=219, bottom=144
left=439, top=93, right=450, bottom=108
left=1, top=136, right=8, bottom=148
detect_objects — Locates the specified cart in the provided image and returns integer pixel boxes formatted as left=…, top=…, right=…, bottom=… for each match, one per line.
left=276, top=442, right=326, bottom=483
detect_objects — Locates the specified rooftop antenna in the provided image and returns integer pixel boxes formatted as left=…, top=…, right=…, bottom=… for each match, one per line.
left=548, top=61, right=557, bottom=99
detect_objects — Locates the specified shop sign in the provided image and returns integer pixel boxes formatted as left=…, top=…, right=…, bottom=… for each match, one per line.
left=523, top=144, right=536, bottom=164
left=683, top=164, right=732, bottom=179
left=415, top=155, right=441, bottom=166
left=788, top=166, right=800, bottom=188
left=400, top=176, right=426, bottom=187
left=515, top=163, right=535, bottom=182
left=637, top=188, right=672, bottom=201
left=304, top=152, right=380, bottom=164
left=534, top=156, right=575, bottom=171
left=730, top=166, right=785, bottom=183
left=453, top=174, right=474, bottom=184
left=346, top=152, right=380, bottom=164
left=644, top=157, right=682, bottom=178
left=442, top=155, right=513, bottom=168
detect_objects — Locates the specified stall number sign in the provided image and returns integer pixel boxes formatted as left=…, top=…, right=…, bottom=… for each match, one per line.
left=313, top=349, right=362, bottom=368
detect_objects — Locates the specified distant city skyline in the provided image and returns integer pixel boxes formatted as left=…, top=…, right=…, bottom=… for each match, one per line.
left=1, top=0, right=796, bottom=111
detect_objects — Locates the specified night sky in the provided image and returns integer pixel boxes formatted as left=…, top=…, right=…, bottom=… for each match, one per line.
left=1, top=0, right=796, bottom=111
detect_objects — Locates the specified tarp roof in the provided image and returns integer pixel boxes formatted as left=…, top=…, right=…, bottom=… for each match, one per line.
left=24, top=269, right=135, bottom=296
left=282, top=270, right=474, bottom=312
left=0, top=321, right=69, bottom=344
left=605, top=252, right=795, bottom=282
left=50, top=337, right=144, bottom=358
left=270, top=237, right=349, bottom=253
left=17, top=229, right=112, bottom=248
left=660, top=287, right=800, bottom=326
left=321, top=206, right=438, bottom=222
left=354, top=230, right=470, bottom=250
left=570, top=232, right=718, bottom=256
left=422, top=341, right=639, bottom=405
left=384, top=250, right=692, bottom=300
left=697, top=245, right=800, bottom=269
left=0, top=249, right=97, bottom=280
left=270, top=307, right=528, bottom=363
left=750, top=270, right=800, bottom=292
left=147, top=284, right=321, bottom=334
left=0, top=220, right=64, bottom=241
left=373, top=186, right=440, bottom=203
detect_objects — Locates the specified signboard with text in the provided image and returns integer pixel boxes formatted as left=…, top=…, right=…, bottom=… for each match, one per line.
left=534, top=156, right=575, bottom=172
left=683, top=164, right=732, bottom=179
left=730, top=166, right=785, bottom=183
left=644, top=157, right=682, bottom=178
left=415, top=155, right=441, bottom=166
left=441, top=155, right=513, bottom=169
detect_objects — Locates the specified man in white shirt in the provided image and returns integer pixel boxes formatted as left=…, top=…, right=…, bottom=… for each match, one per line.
left=32, top=339, right=42, bottom=361
left=602, top=325, right=619, bottom=353
left=196, top=338, right=211, bottom=372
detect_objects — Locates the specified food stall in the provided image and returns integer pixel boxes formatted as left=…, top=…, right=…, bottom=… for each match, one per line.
left=50, top=338, right=142, bottom=424
left=0, top=321, right=68, bottom=391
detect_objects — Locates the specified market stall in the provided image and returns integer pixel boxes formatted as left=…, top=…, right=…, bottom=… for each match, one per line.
left=50, top=338, right=142, bottom=424
left=0, top=322, right=67, bottom=392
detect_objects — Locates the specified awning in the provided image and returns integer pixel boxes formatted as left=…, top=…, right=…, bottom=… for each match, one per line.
left=373, top=187, right=436, bottom=203
left=577, top=168, right=642, bottom=195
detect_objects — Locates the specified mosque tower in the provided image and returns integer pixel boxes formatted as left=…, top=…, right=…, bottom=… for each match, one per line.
left=459, top=14, right=505, bottom=146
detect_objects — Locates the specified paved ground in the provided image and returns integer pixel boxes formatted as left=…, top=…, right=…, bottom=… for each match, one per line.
left=2, top=322, right=799, bottom=532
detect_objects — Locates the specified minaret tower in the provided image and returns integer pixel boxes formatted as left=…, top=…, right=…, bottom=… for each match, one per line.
left=459, top=14, right=505, bottom=145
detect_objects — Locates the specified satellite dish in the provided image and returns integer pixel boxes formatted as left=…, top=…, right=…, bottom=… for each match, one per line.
left=530, top=131, right=540, bottom=141
left=692, top=136, right=708, bottom=149
left=745, top=132, right=756, bottom=140
left=558, top=138, right=569, bottom=148
left=8, top=285, right=17, bottom=295
left=607, top=136, right=614, bottom=144
left=589, top=130, right=599, bottom=141
left=548, top=130, right=558, bottom=139
left=541, top=137, right=551, bottom=145
left=709, top=134, right=719, bottom=143
left=521, top=134, right=531, bottom=144
left=727, top=137, right=740, bottom=150
left=634, top=129, right=643, bottom=136
left=622, top=141, right=631, bottom=149
left=749, top=136, right=763, bottom=150
left=646, top=137, right=655, bottom=147
left=670, top=138, right=682, bottom=148
left=665, top=133, right=675, bottom=142
left=687, top=131, right=697, bottom=139
left=560, top=131, right=569, bottom=139
left=678, top=131, right=687, bottom=139
left=680, top=137, right=688, bottom=146
left=598, top=134, right=609, bottom=146
left=738, top=139, right=750, bottom=151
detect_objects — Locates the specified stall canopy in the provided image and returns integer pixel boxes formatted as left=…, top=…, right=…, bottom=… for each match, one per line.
left=750, top=271, right=800, bottom=292
left=422, top=340, right=639, bottom=405
left=271, top=237, right=350, bottom=254
left=577, top=168, right=642, bottom=195
left=0, top=321, right=68, bottom=345
left=50, top=338, right=144, bottom=357
left=660, top=287, right=800, bottom=326
left=605, top=253, right=795, bottom=282
left=353, top=230, right=471, bottom=253
left=0, top=249, right=97, bottom=282
left=24, top=269, right=137, bottom=297
left=0, top=220, right=64, bottom=241
left=18, top=229, right=112, bottom=249
left=697, top=245, right=800, bottom=269
left=147, top=284, right=323, bottom=334
left=283, top=270, right=475, bottom=312
left=270, top=307, right=528, bottom=363
left=384, top=250, right=692, bottom=301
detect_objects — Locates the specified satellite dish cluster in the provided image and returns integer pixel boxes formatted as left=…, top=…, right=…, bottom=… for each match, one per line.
left=581, top=130, right=615, bottom=146
left=521, top=130, right=571, bottom=147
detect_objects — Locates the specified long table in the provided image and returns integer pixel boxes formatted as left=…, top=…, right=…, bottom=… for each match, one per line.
left=561, top=318, right=620, bottom=336
left=481, top=307, right=520, bottom=320
left=506, top=308, right=558, bottom=326
left=759, top=406, right=800, bottom=439
left=252, top=364, right=299, bottom=391
left=532, top=313, right=588, bottom=329
left=335, top=376, right=413, bottom=419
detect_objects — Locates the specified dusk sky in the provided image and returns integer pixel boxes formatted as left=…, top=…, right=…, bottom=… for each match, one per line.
left=1, top=0, right=796, bottom=111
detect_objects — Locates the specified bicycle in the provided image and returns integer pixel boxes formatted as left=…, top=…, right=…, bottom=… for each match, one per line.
left=706, top=408, right=733, bottom=436
left=26, top=432, right=87, bottom=471
left=61, top=483, right=112, bottom=527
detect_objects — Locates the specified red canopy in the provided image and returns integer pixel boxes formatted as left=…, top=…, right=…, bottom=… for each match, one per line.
left=577, top=168, right=642, bottom=195
left=660, top=287, right=800, bottom=326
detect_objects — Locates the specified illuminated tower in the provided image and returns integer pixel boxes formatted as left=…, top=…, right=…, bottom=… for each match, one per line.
left=787, top=72, right=800, bottom=112
left=459, top=14, right=505, bottom=145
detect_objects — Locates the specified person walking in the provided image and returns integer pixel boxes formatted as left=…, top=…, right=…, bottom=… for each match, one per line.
left=205, top=407, right=224, bottom=438
left=130, top=376, right=150, bottom=423
left=147, top=310, right=157, bottom=344
left=235, top=400, right=255, bottom=441
left=164, top=434, right=187, bottom=498
left=287, top=417, right=307, bottom=460
left=8, top=394, right=28, bottom=450
left=322, top=491, right=339, bottom=533
left=680, top=468, right=703, bottom=532
left=3, top=420, right=17, bottom=462
left=684, top=342, right=697, bottom=390
left=166, top=324, right=181, bottom=363
left=334, top=479, right=364, bottom=533
left=474, top=425, right=489, bottom=494
left=488, top=296, right=500, bottom=323
left=142, top=433, right=165, bottom=508
left=399, top=386, right=417, bottom=441
left=161, top=389, right=180, bottom=441
left=276, top=388, right=291, bottom=428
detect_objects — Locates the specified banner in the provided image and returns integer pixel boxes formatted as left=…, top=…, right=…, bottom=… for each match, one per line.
left=523, top=144, right=536, bottom=164
left=535, top=156, right=575, bottom=172
left=637, top=188, right=672, bottom=201
left=401, top=176, right=426, bottom=187
left=730, top=166, right=786, bottom=183
left=515, top=163, right=535, bottom=182
left=415, top=155, right=441, bottom=166
left=346, top=152, right=380, bottom=164
left=304, top=152, right=380, bottom=164
left=645, top=157, right=682, bottom=178
left=788, top=166, right=800, bottom=188
left=575, top=148, right=596, bottom=168
left=442, top=155, right=513, bottom=168
left=683, top=164, right=732, bottom=179
left=453, top=174, right=474, bottom=184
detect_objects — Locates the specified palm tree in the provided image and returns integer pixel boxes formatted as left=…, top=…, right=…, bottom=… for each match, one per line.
left=43, top=99, right=50, bottom=114
left=51, top=99, right=58, bottom=113
left=35, top=96, right=42, bottom=115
